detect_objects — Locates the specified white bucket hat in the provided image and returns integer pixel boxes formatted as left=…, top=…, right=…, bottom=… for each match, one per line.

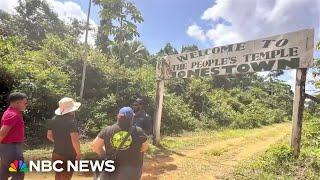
left=55, top=97, right=81, bottom=115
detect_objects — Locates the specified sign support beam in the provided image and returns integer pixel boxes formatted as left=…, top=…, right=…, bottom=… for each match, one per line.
left=153, top=59, right=166, bottom=146
left=291, top=68, right=307, bottom=157
left=153, top=79, right=164, bottom=146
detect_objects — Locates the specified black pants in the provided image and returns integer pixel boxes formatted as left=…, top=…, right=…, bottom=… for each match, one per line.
left=0, top=143, right=24, bottom=180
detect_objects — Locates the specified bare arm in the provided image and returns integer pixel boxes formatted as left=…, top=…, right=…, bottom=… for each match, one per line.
left=0, top=125, right=11, bottom=142
left=47, top=130, right=54, bottom=142
left=91, top=136, right=105, bottom=156
left=70, top=132, right=82, bottom=159
left=140, top=141, right=149, bottom=152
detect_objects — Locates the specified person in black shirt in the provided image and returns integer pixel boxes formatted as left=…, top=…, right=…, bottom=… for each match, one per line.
left=47, top=97, right=82, bottom=180
left=132, top=98, right=153, bottom=135
left=92, top=107, right=149, bottom=180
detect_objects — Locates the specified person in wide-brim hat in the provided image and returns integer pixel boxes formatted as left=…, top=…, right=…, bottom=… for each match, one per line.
left=54, top=97, right=81, bottom=116
left=47, top=97, right=82, bottom=180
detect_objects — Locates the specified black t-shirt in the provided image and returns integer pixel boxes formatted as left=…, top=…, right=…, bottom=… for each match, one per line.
left=48, top=115, right=79, bottom=158
left=133, top=110, right=153, bottom=135
left=98, top=123, right=147, bottom=167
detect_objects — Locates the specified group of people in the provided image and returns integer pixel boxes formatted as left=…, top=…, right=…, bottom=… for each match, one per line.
left=0, top=92, right=153, bottom=180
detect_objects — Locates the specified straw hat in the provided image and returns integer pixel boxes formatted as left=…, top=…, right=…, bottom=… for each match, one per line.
left=55, top=97, right=81, bottom=115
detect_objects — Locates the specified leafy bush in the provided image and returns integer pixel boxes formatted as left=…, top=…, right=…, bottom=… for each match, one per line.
left=303, top=117, right=320, bottom=148
left=162, top=93, right=198, bottom=134
left=202, top=88, right=287, bottom=130
left=84, top=94, right=118, bottom=137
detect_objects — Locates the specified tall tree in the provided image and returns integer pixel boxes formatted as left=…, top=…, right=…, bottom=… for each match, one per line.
left=14, top=0, right=67, bottom=48
left=93, top=0, right=144, bottom=62
left=158, top=43, right=178, bottom=56
left=181, top=45, right=199, bottom=53
left=68, top=18, right=86, bottom=40
left=1, top=1, right=85, bottom=47
left=0, top=10, right=17, bottom=37
left=96, top=19, right=112, bottom=54
left=314, top=41, right=320, bottom=88
left=108, top=41, right=150, bottom=68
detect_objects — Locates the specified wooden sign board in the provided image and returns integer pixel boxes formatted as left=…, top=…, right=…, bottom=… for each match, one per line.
left=158, top=29, right=314, bottom=79
left=154, top=29, right=315, bottom=157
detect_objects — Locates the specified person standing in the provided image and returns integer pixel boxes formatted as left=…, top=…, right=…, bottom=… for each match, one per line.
left=47, top=97, right=82, bottom=180
left=0, top=92, right=28, bottom=180
left=132, top=98, right=153, bottom=135
left=92, top=107, right=149, bottom=180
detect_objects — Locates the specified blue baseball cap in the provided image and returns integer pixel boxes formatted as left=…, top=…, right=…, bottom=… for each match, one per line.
left=118, top=107, right=134, bottom=119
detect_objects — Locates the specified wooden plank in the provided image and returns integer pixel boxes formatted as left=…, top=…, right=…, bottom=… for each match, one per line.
left=153, top=79, right=164, bottom=146
left=291, top=68, right=307, bottom=157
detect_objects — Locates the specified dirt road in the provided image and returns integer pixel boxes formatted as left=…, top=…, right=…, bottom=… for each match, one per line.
left=25, top=122, right=291, bottom=180
left=141, top=122, right=291, bottom=180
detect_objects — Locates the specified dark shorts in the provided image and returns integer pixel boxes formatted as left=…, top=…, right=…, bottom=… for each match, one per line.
left=0, top=143, right=24, bottom=180
left=52, top=152, right=76, bottom=180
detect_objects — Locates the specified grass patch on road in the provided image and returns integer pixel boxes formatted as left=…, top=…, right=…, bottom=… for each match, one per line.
left=24, top=122, right=291, bottom=160
left=232, top=118, right=320, bottom=180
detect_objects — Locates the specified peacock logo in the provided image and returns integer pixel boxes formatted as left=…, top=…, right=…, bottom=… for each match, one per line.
left=8, top=160, right=28, bottom=173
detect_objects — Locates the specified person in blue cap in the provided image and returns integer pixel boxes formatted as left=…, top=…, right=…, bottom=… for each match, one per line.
left=92, top=107, right=149, bottom=180
left=132, top=98, right=153, bottom=135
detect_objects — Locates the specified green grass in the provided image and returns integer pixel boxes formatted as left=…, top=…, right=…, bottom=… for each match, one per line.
left=159, top=123, right=287, bottom=151
left=232, top=119, right=320, bottom=180
left=232, top=144, right=320, bottom=179
left=202, top=147, right=227, bottom=156
left=24, top=123, right=289, bottom=160
left=23, top=129, right=248, bottom=160
left=24, top=140, right=94, bottom=160
left=24, top=146, right=52, bottom=160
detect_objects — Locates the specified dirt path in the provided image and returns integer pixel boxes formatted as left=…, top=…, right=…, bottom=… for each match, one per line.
left=141, top=123, right=291, bottom=180
left=25, top=123, right=291, bottom=180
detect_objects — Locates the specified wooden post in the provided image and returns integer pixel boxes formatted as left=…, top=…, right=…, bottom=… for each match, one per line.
left=153, top=79, right=164, bottom=146
left=79, top=0, right=92, bottom=99
left=291, top=68, right=307, bottom=157
left=153, top=58, right=166, bottom=146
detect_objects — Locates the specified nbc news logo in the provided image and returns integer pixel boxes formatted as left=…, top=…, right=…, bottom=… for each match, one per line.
left=8, top=160, right=28, bottom=173
left=8, top=159, right=115, bottom=173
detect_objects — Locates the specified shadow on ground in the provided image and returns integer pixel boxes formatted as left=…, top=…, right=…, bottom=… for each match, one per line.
left=142, top=145, right=185, bottom=180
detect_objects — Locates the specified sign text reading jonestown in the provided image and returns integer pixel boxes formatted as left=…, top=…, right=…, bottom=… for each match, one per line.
left=160, top=29, right=314, bottom=79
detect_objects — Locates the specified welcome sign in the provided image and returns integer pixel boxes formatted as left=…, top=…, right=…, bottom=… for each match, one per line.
left=159, top=29, right=314, bottom=79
